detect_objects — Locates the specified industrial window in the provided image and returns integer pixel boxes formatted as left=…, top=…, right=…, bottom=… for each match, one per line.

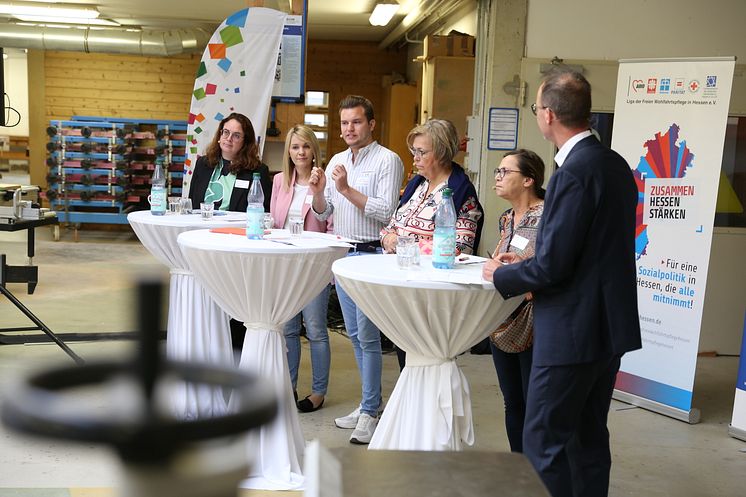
left=305, top=91, right=329, bottom=165
left=715, top=116, right=746, bottom=228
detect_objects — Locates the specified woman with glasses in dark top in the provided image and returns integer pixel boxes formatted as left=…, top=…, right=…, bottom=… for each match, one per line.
left=188, top=112, right=272, bottom=213
left=187, top=112, right=272, bottom=354
left=489, top=148, right=545, bottom=453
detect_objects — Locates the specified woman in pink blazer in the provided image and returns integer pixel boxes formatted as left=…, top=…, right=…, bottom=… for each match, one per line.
left=270, top=124, right=333, bottom=413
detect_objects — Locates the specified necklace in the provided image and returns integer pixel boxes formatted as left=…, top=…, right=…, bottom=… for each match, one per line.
left=426, top=175, right=448, bottom=197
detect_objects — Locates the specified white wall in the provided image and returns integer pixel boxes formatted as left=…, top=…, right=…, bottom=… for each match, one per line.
left=2, top=48, right=29, bottom=136
left=526, top=0, right=746, bottom=62
left=520, top=0, right=746, bottom=354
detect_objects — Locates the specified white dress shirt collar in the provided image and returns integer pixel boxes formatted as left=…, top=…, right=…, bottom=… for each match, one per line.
left=347, top=140, right=378, bottom=164
left=554, top=130, right=594, bottom=167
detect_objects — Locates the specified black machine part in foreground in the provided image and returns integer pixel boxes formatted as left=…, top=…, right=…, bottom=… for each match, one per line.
left=1, top=279, right=277, bottom=463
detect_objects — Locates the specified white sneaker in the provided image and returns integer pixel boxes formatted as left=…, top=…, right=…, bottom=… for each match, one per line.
left=334, top=406, right=361, bottom=429
left=335, top=404, right=384, bottom=429
left=350, top=413, right=378, bottom=445
left=349, top=413, right=378, bottom=445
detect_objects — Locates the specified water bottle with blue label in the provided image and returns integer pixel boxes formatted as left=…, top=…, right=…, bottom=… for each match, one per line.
left=432, top=187, right=456, bottom=269
left=246, top=172, right=264, bottom=239
left=149, top=162, right=166, bottom=216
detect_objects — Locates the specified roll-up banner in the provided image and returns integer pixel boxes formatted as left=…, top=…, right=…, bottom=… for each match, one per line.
left=183, top=7, right=285, bottom=197
left=729, top=314, right=746, bottom=441
left=610, top=57, right=735, bottom=423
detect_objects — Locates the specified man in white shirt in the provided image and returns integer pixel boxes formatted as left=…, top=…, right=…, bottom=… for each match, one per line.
left=309, top=95, right=403, bottom=444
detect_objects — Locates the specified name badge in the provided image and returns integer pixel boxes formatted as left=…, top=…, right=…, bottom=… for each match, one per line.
left=510, top=234, right=529, bottom=251
left=234, top=179, right=250, bottom=189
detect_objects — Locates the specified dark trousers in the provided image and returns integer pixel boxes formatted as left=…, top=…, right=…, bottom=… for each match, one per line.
left=522, top=355, right=622, bottom=497
left=395, top=346, right=406, bottom=371
left=230, top=318, right=245, bottom=353
left=490, top=342, right=533, bottom=453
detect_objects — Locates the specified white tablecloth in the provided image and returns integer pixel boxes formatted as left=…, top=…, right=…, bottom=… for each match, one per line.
left=177, top=229, right=350, bottom=490
left=128, top=210, right=246, bottom=420
left=332, top=254, right=523, bottom=451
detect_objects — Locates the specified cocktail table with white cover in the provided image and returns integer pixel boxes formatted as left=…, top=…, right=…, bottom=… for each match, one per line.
left=332, top=254, right=523, bottom=451
left=128, top=210, right=246, bottom=420
left=177, top=229, right=350, bottom=490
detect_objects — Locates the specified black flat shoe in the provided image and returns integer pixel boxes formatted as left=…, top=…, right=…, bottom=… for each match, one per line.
left=293, top=390, right=298, bottom=402
left=297, top=395, right=324, bottom=413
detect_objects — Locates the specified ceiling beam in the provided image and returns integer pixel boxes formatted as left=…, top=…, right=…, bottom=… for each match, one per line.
left=378, top=0, right=466, bottom=49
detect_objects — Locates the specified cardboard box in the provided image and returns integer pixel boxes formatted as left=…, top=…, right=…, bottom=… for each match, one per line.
left=424, top=34, right=475, bottom=59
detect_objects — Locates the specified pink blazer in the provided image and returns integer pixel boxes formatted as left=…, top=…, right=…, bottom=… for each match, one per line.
left=270, top=170, right=333, bottom=233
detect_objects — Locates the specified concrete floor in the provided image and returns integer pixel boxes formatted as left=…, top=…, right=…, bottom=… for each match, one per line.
left=0, top=225, right=744, bottom=496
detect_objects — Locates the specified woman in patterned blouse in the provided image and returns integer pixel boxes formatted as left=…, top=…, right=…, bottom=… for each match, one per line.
left=380, top=119, right=483, bottom=255
left=489, top=148, right=545, bottom=454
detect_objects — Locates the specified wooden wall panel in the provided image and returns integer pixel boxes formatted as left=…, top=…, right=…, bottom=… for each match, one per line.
left=306, top=40, right=409, bottom=159
left=39, top=41, right=408, bottom=159
left=44, top=51, right=200, bottom=122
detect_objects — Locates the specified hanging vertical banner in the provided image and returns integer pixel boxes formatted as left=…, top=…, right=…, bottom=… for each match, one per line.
left=611, top=57, right=735, bottom=422
left=183, top=7, right=285, bottom=196
left=272, top=14, right=305, bottom=102
left=729, top=313, right=746, bottom=441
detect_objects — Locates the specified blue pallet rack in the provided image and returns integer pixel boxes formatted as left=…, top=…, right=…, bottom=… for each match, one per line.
left=46, top=119, right=131, bottom=225
left=75, top=116, right=188, bottom=200
left=154, top=122, right=188, bottom=197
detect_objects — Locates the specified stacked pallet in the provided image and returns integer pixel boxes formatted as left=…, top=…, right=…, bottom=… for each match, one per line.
left=45, top=116, right=187, bottom=226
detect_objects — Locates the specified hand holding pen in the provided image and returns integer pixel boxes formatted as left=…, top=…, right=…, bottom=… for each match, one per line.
left=482, top=251, right=522, bottom=281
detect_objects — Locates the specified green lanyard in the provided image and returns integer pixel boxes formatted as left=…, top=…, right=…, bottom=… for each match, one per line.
left=204, top=160, right=237, bottom=211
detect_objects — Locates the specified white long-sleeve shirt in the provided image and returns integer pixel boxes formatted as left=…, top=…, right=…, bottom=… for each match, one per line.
left=314, top=141, right=403, bottom=242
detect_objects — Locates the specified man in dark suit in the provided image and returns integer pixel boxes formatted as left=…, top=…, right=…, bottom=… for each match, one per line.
left=483, top=69, right=642, bottom=497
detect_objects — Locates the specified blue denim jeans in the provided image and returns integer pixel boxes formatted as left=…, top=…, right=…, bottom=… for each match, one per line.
left=284, top=284, right=331, bottom=396
left=336, top=263, right=382, bottom=416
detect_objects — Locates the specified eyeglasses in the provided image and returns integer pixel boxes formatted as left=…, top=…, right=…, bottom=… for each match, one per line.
left=409, top=148, right=432, bottom=158
left=530, top=103, right=549, bottom=116
left=493, top=167, right=522, bottom=180
left=221, top=129, right=244, bottom=141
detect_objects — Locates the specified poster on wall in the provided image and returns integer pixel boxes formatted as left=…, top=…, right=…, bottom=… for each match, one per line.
left=272, top=14, right=305, bottom=102
left=610, top=57, right=735, bottom=422
left=183, top=7, right=285, bottom=196
left=729, top=314, right=746, bottom=441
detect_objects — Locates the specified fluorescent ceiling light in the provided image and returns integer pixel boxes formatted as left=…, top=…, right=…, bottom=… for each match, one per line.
left=14, top=14, right=119, bottom=26
left=0, top=2, right=100, bottom=19
left=369, top=3, right=399, bottom=27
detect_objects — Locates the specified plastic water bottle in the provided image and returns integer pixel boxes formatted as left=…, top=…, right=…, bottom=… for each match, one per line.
left=246, top=172, right=264, bottom=239
left=432, top=187, right=456, bottom=269
left=149, top=162, right=166, bottom=216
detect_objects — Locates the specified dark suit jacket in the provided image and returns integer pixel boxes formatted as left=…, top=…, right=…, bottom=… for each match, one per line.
left=188, top=155, right=272, bottom=212
left=492, top=135, right=642, bottom=367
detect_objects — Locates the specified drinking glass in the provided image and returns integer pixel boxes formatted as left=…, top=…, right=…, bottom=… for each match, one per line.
left=180, top=198, right=193, bottom=214
left=289, top=217, right=304, bottom=236
left=200, top=202, right=214, bottom=220
left=396, top=235, right=416, bottom=269
left=168, top=197, right=181, bottom=214
left=262, top=213, right=274, bottom=230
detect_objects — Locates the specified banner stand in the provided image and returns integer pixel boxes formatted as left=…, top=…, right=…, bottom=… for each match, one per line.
left=728, top=425, right=746, bottom=442
left=728, top=312, right=746, bottom=440
left=610, top=57, right=735, bottom=422
left=613, top=390, right=700, bottom=424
